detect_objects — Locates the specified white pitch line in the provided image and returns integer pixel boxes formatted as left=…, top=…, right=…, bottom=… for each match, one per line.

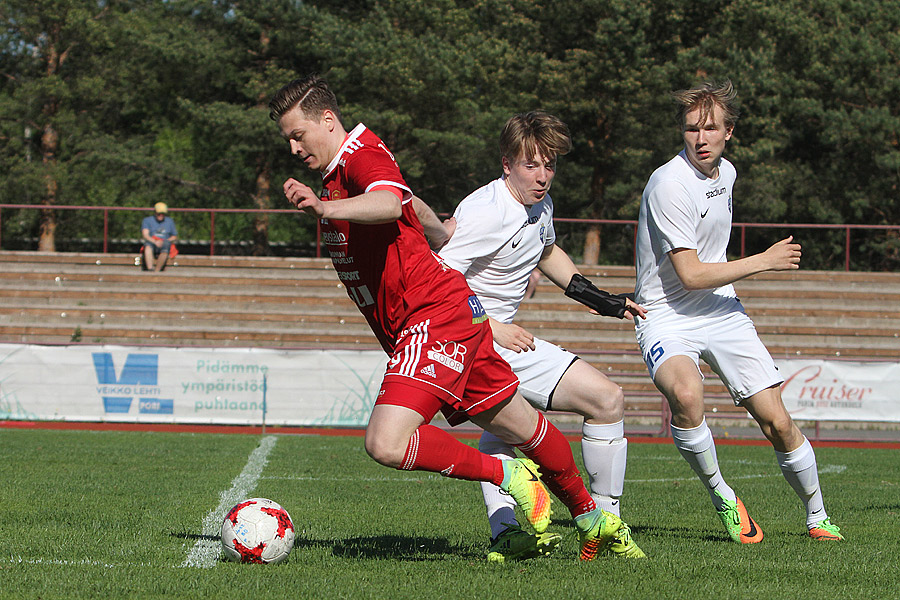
left=4, top=556, right=151, bottom=569
left=180, top=436, right=278, bottom=569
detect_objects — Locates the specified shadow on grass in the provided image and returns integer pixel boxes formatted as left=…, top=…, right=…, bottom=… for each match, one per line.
left=169, top=531, right=479, bottom=560
left=297, top=535, right=480, bottom=561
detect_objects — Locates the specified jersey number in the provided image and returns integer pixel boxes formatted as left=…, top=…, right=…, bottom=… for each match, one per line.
left=348, top=285, right=375, bottom=308
left=644, top=341, right=665, bottom=369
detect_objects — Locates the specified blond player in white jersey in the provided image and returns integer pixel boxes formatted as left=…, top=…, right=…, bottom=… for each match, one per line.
left=437, top=111, right=648, bottom=562
left=634, top=80, right=843, bottom=543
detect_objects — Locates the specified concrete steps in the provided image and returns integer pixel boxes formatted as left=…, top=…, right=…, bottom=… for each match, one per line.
left=2, top=250, right=898, bottom=421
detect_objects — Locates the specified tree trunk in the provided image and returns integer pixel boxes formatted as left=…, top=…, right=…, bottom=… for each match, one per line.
left=38, top=120, right=59, bottom=252
left=583, top=225, right=600, bottom=265
left=252, top=154, right=271, bottom=256
left=251, top=26, right=273, bottom=257
left=582, top=161, right=607, bottom=266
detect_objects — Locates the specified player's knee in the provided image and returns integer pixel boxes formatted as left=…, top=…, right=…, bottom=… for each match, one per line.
left=586, top=383, right=625, bottom=421
left=673, top=380, right=703, bottom=403
left=363, top=432, right=406, bottom=468
left=760, top=412, right=796, bottom=444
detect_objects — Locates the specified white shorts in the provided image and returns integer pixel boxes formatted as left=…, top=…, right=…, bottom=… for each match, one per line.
left=635, top=309, right=782, bottom=404
left=494, top=337, right=577, bottom=411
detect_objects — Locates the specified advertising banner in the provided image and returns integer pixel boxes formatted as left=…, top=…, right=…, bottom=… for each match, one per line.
left=1, top=345, right=897, bottom=424
left=778, top=359, right=900, bottom=422
left=0, top=344, right=387, bottom=426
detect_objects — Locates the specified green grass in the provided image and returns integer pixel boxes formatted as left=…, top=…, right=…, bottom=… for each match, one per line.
left=0, top=429, right=896, bottom=599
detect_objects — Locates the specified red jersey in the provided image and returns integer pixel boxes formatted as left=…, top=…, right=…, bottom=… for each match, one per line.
left=319, top=124, right=479, bottom=353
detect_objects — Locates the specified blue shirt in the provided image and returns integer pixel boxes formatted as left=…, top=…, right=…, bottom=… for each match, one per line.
left=141, top=215, right=177, bottom=240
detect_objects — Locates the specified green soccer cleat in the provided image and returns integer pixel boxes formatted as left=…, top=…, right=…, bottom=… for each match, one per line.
left=499, top=458, right=552, bottom=534
left=605, top=521, right=647, bottom=558
left=486, top=524, right=562, bottom=563
left=808, top=518, right=844, bottom=541
left=715, top=491, right=763, bottom=544
left=575, top=508, right=622, bottom=561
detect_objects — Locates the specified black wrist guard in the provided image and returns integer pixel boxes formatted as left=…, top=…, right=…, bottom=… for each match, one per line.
left=564, top=273, right=633, bottom=318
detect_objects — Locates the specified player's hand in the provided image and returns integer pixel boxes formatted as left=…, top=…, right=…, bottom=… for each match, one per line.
left=283, top=178, right=325, bottom=218
left=764, top=236, right=802, bottom=271
left=490, top=321, right=535, bottom=353
left=442, top=217, right=457, bottom=241
left=623, top=298, right=647, bottom=320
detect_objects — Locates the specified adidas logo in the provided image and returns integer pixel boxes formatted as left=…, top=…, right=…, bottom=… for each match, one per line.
left=420, top=364, right=436, bottom=378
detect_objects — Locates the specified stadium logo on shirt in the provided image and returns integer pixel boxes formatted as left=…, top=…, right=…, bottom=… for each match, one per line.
left=427, top=340, right=467, bottom=373
left=468, top=295, right=488, bottom=324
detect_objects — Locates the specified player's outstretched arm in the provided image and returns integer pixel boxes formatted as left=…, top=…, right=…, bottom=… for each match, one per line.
left=542, top=245, right=646, bottom=319
left=669, top=235, right=801, bottom=290
left=537, top=244, right=579, bottom=288
left=283, top=178, right=402, bottom=224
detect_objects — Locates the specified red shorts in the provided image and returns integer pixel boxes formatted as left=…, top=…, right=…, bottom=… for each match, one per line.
left=377, top=296, right=518, bottom=425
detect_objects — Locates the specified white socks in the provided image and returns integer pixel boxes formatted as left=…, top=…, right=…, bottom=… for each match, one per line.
left=671, top=418, right=735, bottom=510
left=478, top=431, right=518, bottom=540
left=581, top=420, right=628, bottom=516
left=479, top=419, right=630, bottom=538
left=776, top=437, right=828, bottom=528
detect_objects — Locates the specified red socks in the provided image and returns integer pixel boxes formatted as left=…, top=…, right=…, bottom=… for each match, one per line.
left=398, top=415, right=596, bottom=519
left=400, top=424, right=504, bottom=484
left=515, top=413, right=596, bottom=518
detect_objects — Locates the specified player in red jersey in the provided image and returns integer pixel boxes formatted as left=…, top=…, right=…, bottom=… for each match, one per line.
left=268, top=75, right=630, bottom=561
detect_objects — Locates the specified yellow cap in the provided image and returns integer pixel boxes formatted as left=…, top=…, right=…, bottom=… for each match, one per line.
left=154, top=202, right=168, bottom=214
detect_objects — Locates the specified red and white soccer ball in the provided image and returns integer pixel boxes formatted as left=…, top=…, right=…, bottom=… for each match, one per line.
left=221, top=498, right=295, bottom=564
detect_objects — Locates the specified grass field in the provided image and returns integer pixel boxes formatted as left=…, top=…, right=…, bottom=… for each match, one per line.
left=0, top=428, right=896, bottom=599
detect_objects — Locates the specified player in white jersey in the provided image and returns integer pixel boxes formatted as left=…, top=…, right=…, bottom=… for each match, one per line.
left=634, top=80, right=843, bottom=542
left=439, top=111, right=648, bottom=561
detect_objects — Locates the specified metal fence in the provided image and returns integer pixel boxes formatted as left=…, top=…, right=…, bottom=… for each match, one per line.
left=2, top=203, right=899, bottom=270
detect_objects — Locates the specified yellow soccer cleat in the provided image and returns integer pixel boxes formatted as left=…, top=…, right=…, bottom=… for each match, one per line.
left=575, top=508, right=622, bottom=561
left=499, top=458, right=552, bottom=534
left=486, top=524, right=562, bottom=563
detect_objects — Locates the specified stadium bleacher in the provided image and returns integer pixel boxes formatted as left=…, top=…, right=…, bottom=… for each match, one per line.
left=1, top=251, right=898, bottom=436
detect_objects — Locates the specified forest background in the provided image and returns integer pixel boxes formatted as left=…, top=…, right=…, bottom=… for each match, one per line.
left=2, top=0, right=898, bottom=269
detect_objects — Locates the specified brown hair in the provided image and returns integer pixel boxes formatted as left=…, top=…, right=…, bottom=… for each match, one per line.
left=268, top=75, right=342, bottom=123
left=672, top=80, right=739, bottom=130
left=499, top=111, right=572, bottom=162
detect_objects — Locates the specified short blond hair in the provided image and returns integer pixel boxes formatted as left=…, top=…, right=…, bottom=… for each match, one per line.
left=499, top=111, right=572, bottom=162
left=672, top=80, right=739, bottom=130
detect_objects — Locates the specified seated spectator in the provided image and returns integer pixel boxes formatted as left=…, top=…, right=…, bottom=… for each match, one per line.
left=141, top=202, right=178, bottom=271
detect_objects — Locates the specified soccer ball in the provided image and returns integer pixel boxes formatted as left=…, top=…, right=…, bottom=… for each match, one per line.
left=221, top=498, right=295, bottom=564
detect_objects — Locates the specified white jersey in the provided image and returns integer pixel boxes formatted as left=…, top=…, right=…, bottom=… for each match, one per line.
left=635, top=150, right=738, bottom=324
left=439, top=177, right=555, bottom=324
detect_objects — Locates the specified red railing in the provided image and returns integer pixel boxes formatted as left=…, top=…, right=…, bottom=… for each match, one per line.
left=2, top=204, right=898, bottom=269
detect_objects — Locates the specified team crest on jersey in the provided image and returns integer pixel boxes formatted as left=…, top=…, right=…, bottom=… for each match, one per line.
left=539, top=223, right=546, bottom=243
left=330, top=189, right=342, bottom=201
left=467, top=295, right=488, bottom=324
left=727, top=195, right=732, bottom=213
